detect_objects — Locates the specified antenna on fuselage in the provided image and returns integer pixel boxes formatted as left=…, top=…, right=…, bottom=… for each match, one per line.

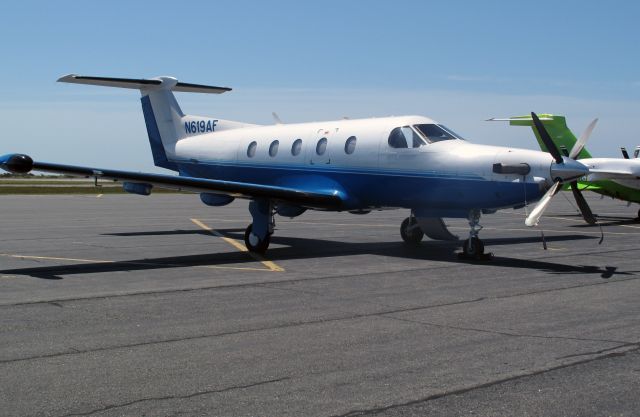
left=272, top=112, right=284, bottom=125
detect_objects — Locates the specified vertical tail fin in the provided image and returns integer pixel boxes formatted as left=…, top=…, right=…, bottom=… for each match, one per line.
left=488, top=114, right=593, bottom=159
left=58, top=75, right=231, bottom=170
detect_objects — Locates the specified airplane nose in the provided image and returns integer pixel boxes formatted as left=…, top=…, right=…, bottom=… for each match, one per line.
left=550, top=157, right=589, bottom=183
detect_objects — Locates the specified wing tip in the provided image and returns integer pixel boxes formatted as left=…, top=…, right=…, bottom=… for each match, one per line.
left=57, top=74, right=78, bottom=83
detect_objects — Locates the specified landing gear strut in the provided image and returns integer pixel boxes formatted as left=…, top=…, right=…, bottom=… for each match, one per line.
left=244, top=199, right=275, bottom=254
left=400, top=213, right=424, bottom=245
left=459, top=209, right=492, bottom=260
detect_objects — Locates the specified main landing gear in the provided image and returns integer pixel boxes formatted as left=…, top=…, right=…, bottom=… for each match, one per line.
left=459, top=209, right=492, bottom=260
left=400, top=214, right=424, bottom=245
left=244, top=199, right=275, bottom=254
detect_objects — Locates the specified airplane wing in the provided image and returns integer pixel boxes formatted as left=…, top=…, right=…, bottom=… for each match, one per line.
left=0, top=154, right=344, bottom=209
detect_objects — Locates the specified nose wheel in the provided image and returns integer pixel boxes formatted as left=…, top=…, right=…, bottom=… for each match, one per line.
left=462, top=237, right=484, bottom=258
left=400, top=216, right=424, bottom=245
left=458, top=209, right=492, bottom=260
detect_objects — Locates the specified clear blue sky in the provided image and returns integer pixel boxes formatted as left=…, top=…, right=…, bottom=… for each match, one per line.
left=1, top=0, right=639, bottom=169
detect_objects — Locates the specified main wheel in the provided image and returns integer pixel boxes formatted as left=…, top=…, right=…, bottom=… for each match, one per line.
left=244, top=223, right=271, bottom=254
left=400, top=217, right=424, bottom=245
left=462, top=237, right=484, bottom=258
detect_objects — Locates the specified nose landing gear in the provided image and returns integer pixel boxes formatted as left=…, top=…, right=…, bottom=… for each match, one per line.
left=459, top=209, right=492, bottom=260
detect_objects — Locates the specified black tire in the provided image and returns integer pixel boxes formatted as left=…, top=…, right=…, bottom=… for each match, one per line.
left=400, top=217, right=424, bottom=245
left=244, top=224, right=271, bottom=254
left=462, top=237, right=484, bottom=258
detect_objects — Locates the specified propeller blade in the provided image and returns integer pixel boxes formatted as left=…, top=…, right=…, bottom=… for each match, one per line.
left=570, top=181, right=596, bottom=224
left=569, top=118, right=598, bottom=159
left=621, top=147, right=629, bottom=159
left=531, top=112, right=563, bottom=164
left=634, top=147, right=640, bottom=158
left=525, top=181, right=561, bottom=227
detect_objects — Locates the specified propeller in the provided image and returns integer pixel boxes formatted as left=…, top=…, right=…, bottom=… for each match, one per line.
left=526, top=113, right=594, bottom=226
left=569, top=182, right=596, bottom=224
left=634, top=146, right=640, bottom=158
left=569, top=118, right=598, bottom=160
left=525, top=181, right=561, bottom=227
left=621, top=147, right=630, bottom=159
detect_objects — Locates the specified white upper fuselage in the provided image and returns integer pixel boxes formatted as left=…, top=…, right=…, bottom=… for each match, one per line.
left=175, top=115, right=553, bottom=183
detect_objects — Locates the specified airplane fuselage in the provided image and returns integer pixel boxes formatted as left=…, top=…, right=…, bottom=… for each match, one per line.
left=172, top=115, right=553, bottom=216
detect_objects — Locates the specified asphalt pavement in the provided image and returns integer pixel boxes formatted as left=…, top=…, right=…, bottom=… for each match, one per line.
left=1, top=194, right=639, bottom=416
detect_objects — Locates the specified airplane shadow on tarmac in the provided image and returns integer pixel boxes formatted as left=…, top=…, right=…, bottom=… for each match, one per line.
left=0, top=229, right=634, bottom=280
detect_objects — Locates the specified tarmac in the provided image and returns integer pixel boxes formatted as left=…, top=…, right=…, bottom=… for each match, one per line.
left=1, top=193, right=639, bottom=416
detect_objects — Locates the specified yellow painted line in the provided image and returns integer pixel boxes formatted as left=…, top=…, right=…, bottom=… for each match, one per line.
left=0, top=253, right=112, bottom=263
left=190, top=218, right=284, bottom=272
left=96, top=194, right=103, bottom=198
left=0, top=253, right=267, bottom=272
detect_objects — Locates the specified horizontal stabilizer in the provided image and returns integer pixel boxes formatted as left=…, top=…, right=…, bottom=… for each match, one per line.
left=486, top=116, right=553, bottom=122
left=58, top=74, right=231, bottom=94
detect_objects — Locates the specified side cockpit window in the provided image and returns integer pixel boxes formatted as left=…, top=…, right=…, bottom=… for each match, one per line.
left=414, top=124, right=463, bottom=142
left=388, top=126, right=426, bottom=149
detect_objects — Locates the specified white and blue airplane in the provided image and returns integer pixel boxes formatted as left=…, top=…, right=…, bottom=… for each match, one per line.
left=0, top=75, right=595, bottom=258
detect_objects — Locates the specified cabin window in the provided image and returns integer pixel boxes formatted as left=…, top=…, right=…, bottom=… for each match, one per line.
left=414, top=124, right=460, bottom=142
left=388, top=126, right=425, bottom=148
left=291, top=138, right=302, bottom=156
left=316, top=137, right=328, bottom=155
left=344, top=136, right=357, bottom=154
left=269, top=140, right=279, bottom=157
left=247, top=141, right=257, bottom=157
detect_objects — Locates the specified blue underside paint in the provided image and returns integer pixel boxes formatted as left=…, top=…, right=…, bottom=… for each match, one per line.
left=140, top=95, right=178, bottom=171
left=177, top=160, right=543, bottom=216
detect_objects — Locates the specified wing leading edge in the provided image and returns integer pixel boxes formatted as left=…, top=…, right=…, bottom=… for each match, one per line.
left=0, top=154, right=344, bottom=209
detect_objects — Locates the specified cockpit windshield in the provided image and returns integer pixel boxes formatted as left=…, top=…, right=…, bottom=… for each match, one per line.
left=414, top=124, right=464, bottom=142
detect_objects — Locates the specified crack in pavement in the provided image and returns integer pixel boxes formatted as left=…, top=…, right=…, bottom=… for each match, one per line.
left=381, top=315, right=635, bottom=346
left=2, top=294, right=632, bottom=366
left=0, top=297, right=486, bottom=365
left=2, top=262, right=639, bottom=309
left=66, top=376, right=290, bottom=416
left=331, top=346, right=640, bottom=417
